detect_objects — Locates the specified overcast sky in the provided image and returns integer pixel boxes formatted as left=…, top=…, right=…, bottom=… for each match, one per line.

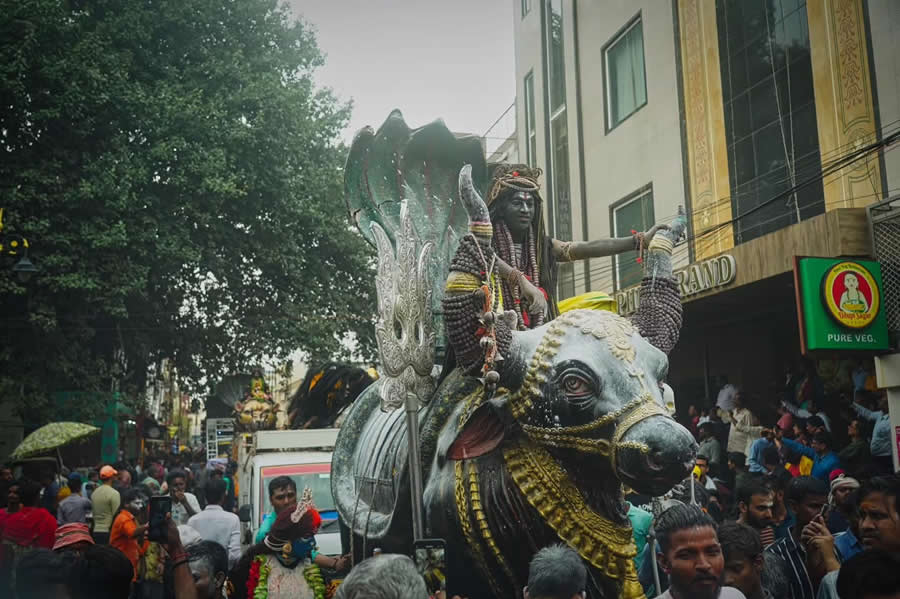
left=285, top=0, right=516, bottom=143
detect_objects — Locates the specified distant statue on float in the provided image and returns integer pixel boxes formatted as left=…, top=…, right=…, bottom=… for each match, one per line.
left=233, top=368, right=278, bottom=432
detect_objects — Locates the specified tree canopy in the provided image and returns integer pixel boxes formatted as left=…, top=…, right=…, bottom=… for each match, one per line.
left=0, top=0, right=376, bottom=421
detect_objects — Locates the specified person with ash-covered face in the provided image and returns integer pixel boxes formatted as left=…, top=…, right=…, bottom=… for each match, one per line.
left=110, top=488, right=150, bottom=583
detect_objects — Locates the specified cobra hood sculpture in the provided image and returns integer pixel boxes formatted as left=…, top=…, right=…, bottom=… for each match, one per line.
left=332, top=112, right=697, bottom=599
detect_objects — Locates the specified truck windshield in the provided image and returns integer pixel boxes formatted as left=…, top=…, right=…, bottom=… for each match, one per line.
left=259, top=463, right=336, bottom=526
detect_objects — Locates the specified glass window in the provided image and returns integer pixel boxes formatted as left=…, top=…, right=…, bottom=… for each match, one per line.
left=717, top=0, right=824, bottom=243
left=605, top=18, right=647, bottom=129
left=259, top=463, right=339, bottom=532
left=749, top=78, right=779, bottom=130
left=544, top=0, right=574, bottom=299
left=613, top=189, right=654, bottom=290
left=548, top=0, right=566, bottom=112
left=524, top=72, right=537, bottom=167
left=522, top=0, right=532, bottom=18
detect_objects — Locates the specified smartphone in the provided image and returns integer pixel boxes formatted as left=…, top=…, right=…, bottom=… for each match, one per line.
left=148, top=496, right=172, bottom=543
left=413, top=538, right=447, bottom=595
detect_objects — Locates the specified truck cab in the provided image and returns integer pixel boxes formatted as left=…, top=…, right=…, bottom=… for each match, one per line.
left=237, top=429, right=340, bottom=555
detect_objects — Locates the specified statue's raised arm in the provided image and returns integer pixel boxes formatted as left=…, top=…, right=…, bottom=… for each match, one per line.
left=482, top=165, right=669, bottom=329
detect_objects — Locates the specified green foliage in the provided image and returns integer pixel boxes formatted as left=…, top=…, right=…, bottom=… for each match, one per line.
left=0, top=0, right=376, bottom=421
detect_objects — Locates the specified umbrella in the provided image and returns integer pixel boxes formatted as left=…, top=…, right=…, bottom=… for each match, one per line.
left=11, top=422, right=100, bottom=460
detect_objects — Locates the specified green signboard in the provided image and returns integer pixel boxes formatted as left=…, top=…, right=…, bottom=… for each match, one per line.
left=795, top=257, right=889, bottom=352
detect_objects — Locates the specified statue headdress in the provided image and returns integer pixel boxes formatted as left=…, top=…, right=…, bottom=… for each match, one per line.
left=487, top=164, right=543, bottom=206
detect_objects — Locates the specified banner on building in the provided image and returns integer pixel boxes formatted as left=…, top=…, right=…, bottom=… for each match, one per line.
left=794, top=257, right=889, bottom=352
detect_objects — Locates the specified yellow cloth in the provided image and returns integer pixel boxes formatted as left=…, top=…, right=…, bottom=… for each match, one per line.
left=798, top=456, right=813, bottom=476
left=864, top=375, right=878, bottom=392
left=57, top=485, right=71, bottom=502
left=558, top=292, right=618, bottom=314
left=786, top=456, right=814, bottom=477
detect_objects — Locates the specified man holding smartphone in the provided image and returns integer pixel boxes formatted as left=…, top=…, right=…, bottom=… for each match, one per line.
left=765, top=476, right=828, bottom=599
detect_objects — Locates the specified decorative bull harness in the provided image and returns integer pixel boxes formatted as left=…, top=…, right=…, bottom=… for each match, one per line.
left=442, top=168, right=681, bottom=599
left=454, top=308, right=667, bottom=599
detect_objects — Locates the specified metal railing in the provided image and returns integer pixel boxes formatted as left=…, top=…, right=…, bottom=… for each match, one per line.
left=868, top=195, right=900, bottom=338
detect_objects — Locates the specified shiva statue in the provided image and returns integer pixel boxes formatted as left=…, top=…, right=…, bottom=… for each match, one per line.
left=483, top=164, right=669, bottom=330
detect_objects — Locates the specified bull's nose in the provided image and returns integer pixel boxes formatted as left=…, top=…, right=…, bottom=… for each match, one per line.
left=646, top=449, right=666, bottom=472
left=615, top=415, right=697, bottom=496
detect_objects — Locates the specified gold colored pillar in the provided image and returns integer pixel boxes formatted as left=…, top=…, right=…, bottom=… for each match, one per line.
left=677, top=0, right=734, bottom=260
left=807, top=0, right=883, bottom=209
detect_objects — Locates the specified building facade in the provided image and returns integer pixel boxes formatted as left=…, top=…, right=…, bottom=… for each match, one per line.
left=513, top=0, right=900, bottom=400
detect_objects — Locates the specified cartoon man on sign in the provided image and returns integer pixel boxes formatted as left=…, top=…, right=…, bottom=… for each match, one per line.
left=823, top=262, right=879, bottom=329
left=839, top=273, right=870, bottom=314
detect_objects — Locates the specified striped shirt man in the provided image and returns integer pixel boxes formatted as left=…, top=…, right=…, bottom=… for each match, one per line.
left=766, top=533, right=813, bottom=599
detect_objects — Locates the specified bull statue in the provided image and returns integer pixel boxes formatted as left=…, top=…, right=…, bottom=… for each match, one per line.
left=333, top=112, right=697, bottom=599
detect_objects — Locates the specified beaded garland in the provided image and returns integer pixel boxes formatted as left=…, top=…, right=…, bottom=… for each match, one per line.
left=629, top=234, right=683, bottom=356
left=443, top=235, right=513, bottom=375
left=492, top=220, right=543, bottom=330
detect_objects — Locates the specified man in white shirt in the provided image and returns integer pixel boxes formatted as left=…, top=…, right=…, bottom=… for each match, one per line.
left=719, top=391, right=761, bottom=455
left=187, top=478, right=241, bottom=568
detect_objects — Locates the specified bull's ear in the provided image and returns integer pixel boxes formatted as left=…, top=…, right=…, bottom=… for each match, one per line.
left=447, top=396, right=509, bottom=460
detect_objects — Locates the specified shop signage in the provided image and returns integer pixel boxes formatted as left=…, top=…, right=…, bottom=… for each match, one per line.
left=616, top=254, right=737, bottom=316
left=794, top=257, right=889, bottom=352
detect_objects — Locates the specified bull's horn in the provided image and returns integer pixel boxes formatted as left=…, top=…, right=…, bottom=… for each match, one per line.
left=459, top=164, right=490, bottom=226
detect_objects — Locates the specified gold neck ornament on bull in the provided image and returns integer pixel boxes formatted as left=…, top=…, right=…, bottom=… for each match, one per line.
left=463, top=310, right=663, bottom=599
left=510, top=309, right=668, bottom=462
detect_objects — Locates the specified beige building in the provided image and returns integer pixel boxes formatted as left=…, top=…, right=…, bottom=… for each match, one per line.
left=512, top=0, right=900, bottom=396
left=485, top=101, right=519, bottom=164
left=514, top=0, right=692, bottom=299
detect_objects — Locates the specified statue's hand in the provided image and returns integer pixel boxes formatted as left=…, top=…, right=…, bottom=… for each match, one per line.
left=643, top=223, right=671, bottom=245
left=519, top=275, right=548, bottom=317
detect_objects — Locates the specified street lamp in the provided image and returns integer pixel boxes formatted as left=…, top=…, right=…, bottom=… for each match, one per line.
left=12, top=254, right=38, bottom=282
left=0, top=208, right=38, bottom=281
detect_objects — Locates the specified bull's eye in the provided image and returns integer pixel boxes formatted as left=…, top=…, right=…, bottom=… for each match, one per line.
left=562, top=373, right=594, bottom=400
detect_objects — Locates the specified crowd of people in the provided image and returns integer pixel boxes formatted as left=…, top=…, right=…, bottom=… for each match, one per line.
left=0, top=454, right=246, bottom=599
left=636, top=365, right=899, bottom=599
left=0, top=360, right=897, bottom=599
